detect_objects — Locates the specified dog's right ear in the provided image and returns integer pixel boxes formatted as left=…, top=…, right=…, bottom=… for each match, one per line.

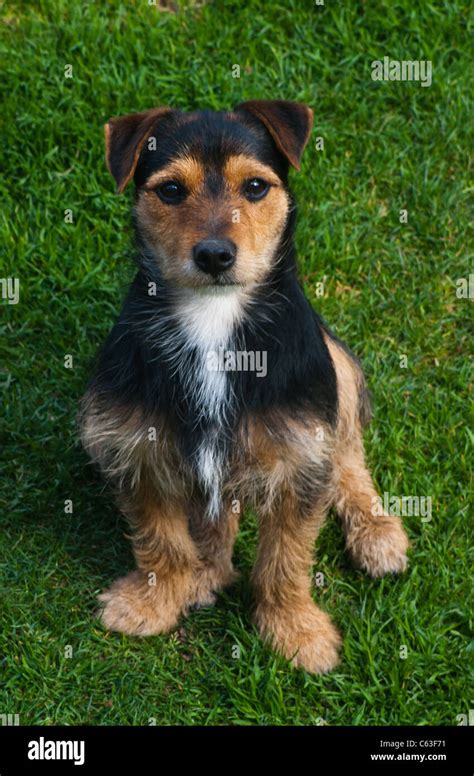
left=104, top=107, right=174, bottom=193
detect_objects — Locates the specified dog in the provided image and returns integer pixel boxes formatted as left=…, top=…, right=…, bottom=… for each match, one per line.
left=80, top=100, right=409, bottom=673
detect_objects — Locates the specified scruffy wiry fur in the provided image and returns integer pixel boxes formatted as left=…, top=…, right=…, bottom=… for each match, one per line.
left=80, top=101, right=409, bottom=674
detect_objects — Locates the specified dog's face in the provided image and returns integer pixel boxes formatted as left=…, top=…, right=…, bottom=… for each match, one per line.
left=104, top=101, right=313, bottom=289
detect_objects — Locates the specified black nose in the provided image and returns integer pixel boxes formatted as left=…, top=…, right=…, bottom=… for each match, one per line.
left=193, top=239, right=236, bottom=277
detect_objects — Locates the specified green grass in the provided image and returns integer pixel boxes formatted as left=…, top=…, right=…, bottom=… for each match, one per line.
left=0, top=0, right=472, bottom=726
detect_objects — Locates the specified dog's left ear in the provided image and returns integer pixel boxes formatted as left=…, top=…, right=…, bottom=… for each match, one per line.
left=235, top=100, right=313, bottom=170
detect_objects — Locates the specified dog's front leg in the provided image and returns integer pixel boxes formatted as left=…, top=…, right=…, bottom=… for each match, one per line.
left=251, top=492, right=341, bottom=674
left=187, top=506, right=240, bottom=607
left=98, top=489, right=201, bottom=636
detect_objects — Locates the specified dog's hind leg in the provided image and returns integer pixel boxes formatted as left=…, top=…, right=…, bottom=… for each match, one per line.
left=324, top=334, right=409, bottom=577
left=334, top=436, right=409, bottom=578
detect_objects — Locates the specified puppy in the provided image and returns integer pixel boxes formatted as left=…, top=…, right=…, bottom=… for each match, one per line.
left=80, top=100, right=409, bottom=673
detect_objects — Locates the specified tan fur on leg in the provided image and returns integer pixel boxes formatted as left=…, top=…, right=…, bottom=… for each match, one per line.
left=99, top=489, right=201, bottom=635
left=98, top=486, right=241, bottom=633
left=188, top=506, right=240, bottom=607
left=324, top=335, right=410, bottom=577
left=334, top=438, right=409, bottom=577
left=252, top=492, right=341, bottom=674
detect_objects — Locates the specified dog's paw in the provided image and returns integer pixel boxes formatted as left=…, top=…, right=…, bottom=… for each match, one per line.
left=347, top=515, right=410, bottom=578
left=98, top=570, right=182, bottom=636
left=256, top=602, right=341, bottom=675
left=288, top=612, right=341, bottom=674
left=290, top=630, right=341, bottom=674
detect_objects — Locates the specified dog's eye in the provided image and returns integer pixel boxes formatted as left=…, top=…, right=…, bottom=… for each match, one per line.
left=155, top=180, right=186, bottom=204
left=243, top=178, right=270, bottom=202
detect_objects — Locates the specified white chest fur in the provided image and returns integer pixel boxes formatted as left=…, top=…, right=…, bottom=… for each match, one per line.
left=173, top=287, right=245, bottom=518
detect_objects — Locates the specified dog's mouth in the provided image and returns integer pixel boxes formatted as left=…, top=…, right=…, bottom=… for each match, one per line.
left=190, top=276, right=244, bottom=295
left=190, top=268, right=240, bottom=289
left=210, top=276, right=239, bottom=287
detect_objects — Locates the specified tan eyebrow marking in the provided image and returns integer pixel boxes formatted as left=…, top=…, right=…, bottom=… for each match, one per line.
left=144, top=156, right=205, bottom=192
left=224, top=154, right=282, bottom=190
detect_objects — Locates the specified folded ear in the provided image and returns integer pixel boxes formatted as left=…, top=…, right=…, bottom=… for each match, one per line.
left=235, top=100, right=313, bottom=170
left=104, top=106, right=174, bottom=193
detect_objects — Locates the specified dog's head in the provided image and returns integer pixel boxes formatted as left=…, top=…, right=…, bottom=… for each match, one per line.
left=104, top=101, right=313, bottom=288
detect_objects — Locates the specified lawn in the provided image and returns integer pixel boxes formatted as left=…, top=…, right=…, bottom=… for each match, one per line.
left=0, top=0, right=472, bottom=726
